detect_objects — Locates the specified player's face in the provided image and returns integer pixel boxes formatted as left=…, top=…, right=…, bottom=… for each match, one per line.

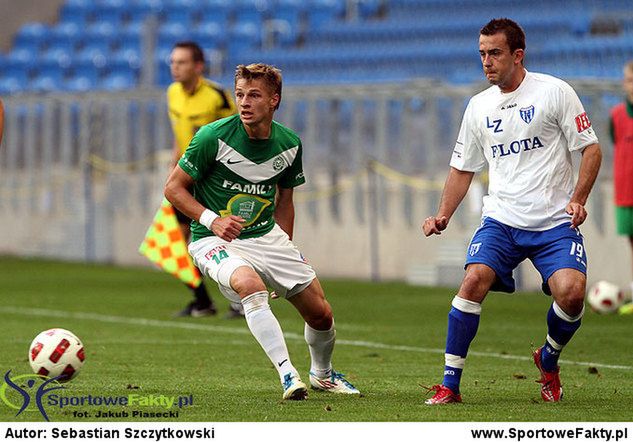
left=479, top=33, right=523, bottom=89
left=623, top=67, right=633, bottom=102
left=170, top=48, right=202, bottom=84
left=235, top=78, right=279, bottom=127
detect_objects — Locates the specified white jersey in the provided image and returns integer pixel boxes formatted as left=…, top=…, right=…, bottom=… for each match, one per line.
left=450, top=70, right=599, bottom=231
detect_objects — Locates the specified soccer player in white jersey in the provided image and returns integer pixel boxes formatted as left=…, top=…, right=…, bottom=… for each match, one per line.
left=422, top=18, right=602, bottom=404
left=164, top=64, right=359, bottom=400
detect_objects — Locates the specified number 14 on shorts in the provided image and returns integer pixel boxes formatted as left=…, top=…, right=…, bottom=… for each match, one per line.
left=205, top=246, right=230, bottom=264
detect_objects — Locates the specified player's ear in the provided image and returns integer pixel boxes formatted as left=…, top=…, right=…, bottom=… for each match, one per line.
left=514, top=48, right=525, bottom=65
left=270, top=93, right=280, bottom=109
left=195, top=60, right=205, bottom=75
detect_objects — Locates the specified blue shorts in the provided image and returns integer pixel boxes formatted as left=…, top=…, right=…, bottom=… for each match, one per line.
left=465, top=217, right=587, bottom=295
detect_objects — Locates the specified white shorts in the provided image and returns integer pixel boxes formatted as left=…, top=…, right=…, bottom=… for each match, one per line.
left=188, top=224, right=316, bottom=303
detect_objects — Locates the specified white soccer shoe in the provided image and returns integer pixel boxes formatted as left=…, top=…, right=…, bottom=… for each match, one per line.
left=282, top=373, right=308, bottom=400
left=309, top=371, right=360, bottom=394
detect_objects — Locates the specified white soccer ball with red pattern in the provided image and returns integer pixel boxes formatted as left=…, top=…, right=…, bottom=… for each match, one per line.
left=587, top=281, right=625, bottom=314
left=28, top=328, right=85, bottom=381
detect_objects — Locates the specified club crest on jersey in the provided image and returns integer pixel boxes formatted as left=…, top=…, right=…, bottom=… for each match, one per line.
left=469, top=242, right=482, bottom=256
left=272, top=156, right=286, bottom=171
left=519, top=105, right=535, bottom=124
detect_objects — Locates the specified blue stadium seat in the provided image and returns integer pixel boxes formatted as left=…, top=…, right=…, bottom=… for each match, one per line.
left=358, top=0, right=381, bottom=18
left=306, top=0, right=345, bottom=29
left=227, top=22, right=262, bottom=55
left=271, top=0, right=304, bottom=23
left=82, top=25, right=117, bottom=54
left=70, top=48, right=110, bottom=77
left=192, top=22, right=225, bottom=47
left=92, top=3, right=126, bottom=25
left=30, top=74, right=64, bottom=93
left=100, top=72, right=137, bottom=91
left=40, top=47, right=73, bottom=70
left=126, top=0, right=163, bottom=23
left=161, top=0, right=196, bottom=23
left=0, top=76, right=24, bottom=95
left=158, top=22, right=193, bottom=49
left=233, top=0, right=268, bottom=26
left=4, top=48, right=36, bottom=78
left=198, top=0, right=234, bottom=24
left=13, top=23, right=49, bottom=53
left=58, top=3, right=92, bottom=26
left=65, top=75, right=98, bottom=92
left=46, top=22, right=81, bottom=52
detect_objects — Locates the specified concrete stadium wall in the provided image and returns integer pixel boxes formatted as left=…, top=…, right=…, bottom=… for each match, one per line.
left=0, top=174, right=628, bottom=294
left=0, top=0, right=64, bottom=52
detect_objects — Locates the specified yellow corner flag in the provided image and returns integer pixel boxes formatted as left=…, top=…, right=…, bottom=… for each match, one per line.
left=139, top=199, right=202, bottom=288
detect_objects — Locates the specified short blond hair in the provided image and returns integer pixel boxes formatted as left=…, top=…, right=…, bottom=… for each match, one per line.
left=234, top=63, right=283, bottom=109
left=625, top=61, right=633, bottom=74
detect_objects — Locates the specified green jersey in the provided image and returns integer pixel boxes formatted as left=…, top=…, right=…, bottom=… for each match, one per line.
left=178, top=114, right=306, bottom=241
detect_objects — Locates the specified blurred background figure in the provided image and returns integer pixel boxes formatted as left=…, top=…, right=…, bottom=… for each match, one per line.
left=0, top=98, right=4, bottom=146
left=167, top=41, right=243, bottom=319
left=609, top=60, right=633, bottom=299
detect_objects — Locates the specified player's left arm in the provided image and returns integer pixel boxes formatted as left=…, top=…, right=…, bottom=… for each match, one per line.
left=274, top=186, right=295, bottom=239
left=568, top=143, right=602, bottom=228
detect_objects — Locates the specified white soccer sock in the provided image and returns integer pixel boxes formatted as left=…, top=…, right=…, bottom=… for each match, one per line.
left=241, top=291, right=298, bottom=382
left=304, top=321, right=335, bottom=378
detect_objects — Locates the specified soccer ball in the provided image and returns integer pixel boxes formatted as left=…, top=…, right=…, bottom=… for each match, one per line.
left=28, top=328, right=85, bottom=381
left=587, top=281, right=625, bottom=314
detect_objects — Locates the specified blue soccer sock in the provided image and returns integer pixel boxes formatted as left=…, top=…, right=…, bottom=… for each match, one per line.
left=442, top=296, right=481, bottom=395
left=540, top=302, right=583, bottom=372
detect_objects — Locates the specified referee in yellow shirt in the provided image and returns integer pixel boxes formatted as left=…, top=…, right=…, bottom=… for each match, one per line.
left=167, top=41, right=242, bottom=318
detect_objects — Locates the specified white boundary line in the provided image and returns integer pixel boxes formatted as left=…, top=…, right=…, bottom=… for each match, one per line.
left=2, top=306, right=631, bottom=371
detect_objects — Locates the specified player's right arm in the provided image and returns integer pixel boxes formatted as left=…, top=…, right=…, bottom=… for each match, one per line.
left=423, top=100, right=483, bottom=237
left=165, top=125, right=244, bottom=241
left=422, top=167, right=474, bottom=236
left=164, top=166, right=244, bottom=242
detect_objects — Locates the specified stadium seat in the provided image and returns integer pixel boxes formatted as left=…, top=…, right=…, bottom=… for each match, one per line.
left=198, top=0, right=234, bottom=24
left=157, top=22, right=193, bottom=49
left=0, top=76, right=24, bottom=95
left=306, top=0, right=345, bottom=29
left=271, top=0, right=304, bottom=23
left=126, top=0, right=163, bottom=23
left=357, top=0, right=381, bottom=18
left=30, top=74, right=64, bottom=93
left=4, top=48, right=36, bottom=78
left=234, top=0, right=268, bottom=26
left=100, top=71, right=137, bottom=91
left=192, top=22, right=225, bottom=48
left=13, top=23, right=49, bottom=53
left=46, top=22, right=81, bottom=52
left=227, top=22, right=262, bottom=55
left=65, top=75, right=98, bottom=92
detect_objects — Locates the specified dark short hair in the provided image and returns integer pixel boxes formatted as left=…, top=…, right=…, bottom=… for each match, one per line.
left=480, top=18, right=526, bottom=53
left=234, top=63, right=283, bottom=109
left=173, top=41, right=205, bottom=64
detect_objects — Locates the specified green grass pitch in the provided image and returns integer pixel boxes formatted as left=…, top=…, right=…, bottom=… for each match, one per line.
left=0, top=257, right=631, bottom=422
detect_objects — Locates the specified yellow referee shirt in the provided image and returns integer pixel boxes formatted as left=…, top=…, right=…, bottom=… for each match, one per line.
left=167, top=77, right=236, bottom=154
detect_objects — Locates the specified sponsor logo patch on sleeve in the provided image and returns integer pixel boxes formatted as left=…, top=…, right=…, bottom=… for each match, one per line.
left=574, top=112, right=592, bottom=133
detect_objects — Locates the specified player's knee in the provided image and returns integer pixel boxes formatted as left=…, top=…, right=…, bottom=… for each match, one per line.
left=557, top=279, right=586, bottom=315
left=305, top=301, right=333, bottom=331
left=460, top=271, right=490, bottom=301
left=230, top=270, right=266, bottom=298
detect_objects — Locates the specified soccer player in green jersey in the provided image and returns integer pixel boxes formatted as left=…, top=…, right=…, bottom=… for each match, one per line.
left=164, top=63, right=360, bottom=400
